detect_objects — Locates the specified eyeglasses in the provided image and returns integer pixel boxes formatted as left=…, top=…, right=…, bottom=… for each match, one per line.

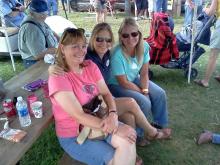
left=65, top=44, right=88, bottom=50
left=96, top=37, right=112, bottom=43
left=121, top=32, right=139, bottom=38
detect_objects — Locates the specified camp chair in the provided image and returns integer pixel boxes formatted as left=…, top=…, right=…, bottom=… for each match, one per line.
left=0, top=16, right=20, bottom=71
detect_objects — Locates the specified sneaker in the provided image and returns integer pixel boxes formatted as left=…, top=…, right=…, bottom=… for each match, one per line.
left=134, top=17, right=141, bottom=21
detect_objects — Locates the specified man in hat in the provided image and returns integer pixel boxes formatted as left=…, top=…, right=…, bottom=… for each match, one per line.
left=18, top=0, right=59, bottom=68
left=0, top=0, right=26, bottom=27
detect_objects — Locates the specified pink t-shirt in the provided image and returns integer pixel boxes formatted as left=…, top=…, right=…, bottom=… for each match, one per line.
left=48, top=60, right=103, bottom=138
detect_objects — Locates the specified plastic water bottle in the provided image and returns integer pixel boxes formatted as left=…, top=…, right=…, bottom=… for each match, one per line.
left=16, top=96, right=31, bottom=127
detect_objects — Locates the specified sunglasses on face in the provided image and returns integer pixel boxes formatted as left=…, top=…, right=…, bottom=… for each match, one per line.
left=96, top=37, right=112, bottom=43
left=121, top=32, right=139, bottom=38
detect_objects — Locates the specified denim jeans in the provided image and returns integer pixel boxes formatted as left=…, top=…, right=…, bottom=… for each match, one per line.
left=154, top=0, right=167, bottom=12
left=23, top=59, right=37, bottom=69
left=108, top=79, right=169, bottom=127
left=48, top=0, right=58, bottom=15
left=212, top=133, right=220, bottom=144
left=184, top=4, right=203, bottom=26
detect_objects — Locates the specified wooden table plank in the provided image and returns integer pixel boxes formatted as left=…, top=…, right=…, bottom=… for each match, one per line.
left=0, top=61, right=54, bottom=165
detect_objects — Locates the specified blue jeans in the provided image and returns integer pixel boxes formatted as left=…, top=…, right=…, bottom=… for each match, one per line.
left=58, top=135, right=114, bottom=165
left=154, top=0, right=167, bottom=12
left=48, top=0, right=58, bottom=15
left=212, top=133, right=220, bottom=144
left=23, top=59, right=37, bottom=69
left=108, top=79, right=169, bottom=128
left=184, top=4, right=203, bottom=26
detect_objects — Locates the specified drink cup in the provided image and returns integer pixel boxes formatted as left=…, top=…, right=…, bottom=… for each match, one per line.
left=27, top=94, right=38, bottom=115
left=31, top=101, right=43, bottom=118
left=41, top=81, right=49, bottom=98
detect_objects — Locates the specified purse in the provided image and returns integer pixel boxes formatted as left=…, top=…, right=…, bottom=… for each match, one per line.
left=76, top=96, right=108, bottom=144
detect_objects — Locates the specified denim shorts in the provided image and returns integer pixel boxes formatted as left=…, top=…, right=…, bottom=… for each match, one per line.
left=58, top=135, right=114, bottom=165
left=136, top=0, right=148, bottom=10
left=210, top=19, right=220, bottom=50
left=94, top=1, right=106, bottom=12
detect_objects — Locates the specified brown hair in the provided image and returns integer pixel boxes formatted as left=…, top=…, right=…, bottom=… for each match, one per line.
left=56, top=28, right=86, bottom=71
left=89, top=22, right=114, bottom=51
left=118, top=17, right=144, bottom=64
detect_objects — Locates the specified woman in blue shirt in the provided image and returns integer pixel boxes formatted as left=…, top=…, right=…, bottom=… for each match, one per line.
left=108, top=17, right=171, bottom=136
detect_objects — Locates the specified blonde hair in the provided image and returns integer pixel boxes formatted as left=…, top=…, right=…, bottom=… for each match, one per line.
left=89, top=22, right=114, bottom=51
left=56, top=28, right=86, bottom=71
left=118, top=17, right=144, bottom=64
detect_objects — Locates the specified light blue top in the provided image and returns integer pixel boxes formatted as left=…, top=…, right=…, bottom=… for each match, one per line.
left=108, top=41, right=150, bottom=85
left=0, top=0, right=26, bottom=27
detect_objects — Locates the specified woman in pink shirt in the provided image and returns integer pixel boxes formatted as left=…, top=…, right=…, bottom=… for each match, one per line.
left=48, top=28, right=137, bottom=165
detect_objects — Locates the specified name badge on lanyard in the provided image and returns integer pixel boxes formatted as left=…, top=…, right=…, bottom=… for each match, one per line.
left=131, top=62, right=138, bottom=69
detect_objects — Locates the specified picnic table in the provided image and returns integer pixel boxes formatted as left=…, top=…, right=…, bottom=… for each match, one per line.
left=0, top=61, right=53, bottom=165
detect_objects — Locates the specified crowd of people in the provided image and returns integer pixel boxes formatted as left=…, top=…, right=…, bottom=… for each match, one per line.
left=0, top=0, right=219, bottom=164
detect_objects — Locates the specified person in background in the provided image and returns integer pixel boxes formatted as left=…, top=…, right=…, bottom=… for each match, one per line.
left=194, top=0, right=220, bottom=87
left=48, top=27, right=137, bottom=165
left=18, top=0, right=59, bottom=68
left=0, top=0, right=26, bottom=27
left=94, top=0, right=107, bottom=23
left=148, top=0, right=154, bottom=19
left=49, top=23, right=171, bottom=151
left=154, top=0, right=167, bottom=13
left=47, top=0, right=58, bottom=16
left=134, top=0, right=148, bottom=20
left=108, top=17, right=172, bottom=137
left=197, top=130, right=220, bottom=145
left=184, top=0, right=203, bottom=27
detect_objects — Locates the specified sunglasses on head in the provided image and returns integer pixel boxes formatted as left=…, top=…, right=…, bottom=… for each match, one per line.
left=64, top=28, right=85, bottom=34
left=96, top=37, right=112, bottom=43
left=121, top=32, right=139, bottom=38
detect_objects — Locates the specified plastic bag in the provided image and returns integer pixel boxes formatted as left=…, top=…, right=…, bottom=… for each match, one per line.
left=0, top=128, right=27, bottom=143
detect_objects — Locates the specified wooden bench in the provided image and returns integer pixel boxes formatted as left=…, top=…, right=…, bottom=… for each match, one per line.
left=58, top=153, right=86, bottom=165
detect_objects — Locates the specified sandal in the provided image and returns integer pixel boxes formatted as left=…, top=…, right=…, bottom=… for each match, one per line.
left=147, top=128, right=172, bottom=141
left=194, top=79, right=209, bottom=88
left=136, top=138, right=151, bottom=147
left=136, top=155, right=144, bottom=165
left=214, top=76, right=220, bottom=83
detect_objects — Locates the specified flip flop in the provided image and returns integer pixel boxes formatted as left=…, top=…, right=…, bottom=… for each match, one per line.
left=147, top=128, right=172, bottom=141
left=194, top=79, right=209, bottom=88
left=136, top=155, right=144, bottom=165
left=214, top=76, right=220, bottom=83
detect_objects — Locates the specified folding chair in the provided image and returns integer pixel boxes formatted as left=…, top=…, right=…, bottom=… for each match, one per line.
left=0, top=16, right=20, bottom=71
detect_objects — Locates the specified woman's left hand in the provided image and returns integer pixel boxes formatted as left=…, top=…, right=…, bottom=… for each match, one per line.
left=101, top=113, right=118, bottom=134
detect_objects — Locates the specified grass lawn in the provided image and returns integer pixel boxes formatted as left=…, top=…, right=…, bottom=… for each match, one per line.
left=1, top=10, right=220, bottom=165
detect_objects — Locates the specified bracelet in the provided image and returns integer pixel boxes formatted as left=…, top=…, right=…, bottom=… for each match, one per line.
left=142, top=88, right=149, bottom=93
left=109, top=110, right=118, bottom=115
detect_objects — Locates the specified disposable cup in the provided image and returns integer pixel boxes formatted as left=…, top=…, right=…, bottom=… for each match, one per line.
left=31, top=101, right=43, bottom=118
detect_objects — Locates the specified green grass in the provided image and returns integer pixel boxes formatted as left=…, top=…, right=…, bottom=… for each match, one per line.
left=1, top=10, right=220, bottom=165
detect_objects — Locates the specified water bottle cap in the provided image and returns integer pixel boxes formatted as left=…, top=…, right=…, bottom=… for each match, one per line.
left=17, top=96, right=23, bottom=102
